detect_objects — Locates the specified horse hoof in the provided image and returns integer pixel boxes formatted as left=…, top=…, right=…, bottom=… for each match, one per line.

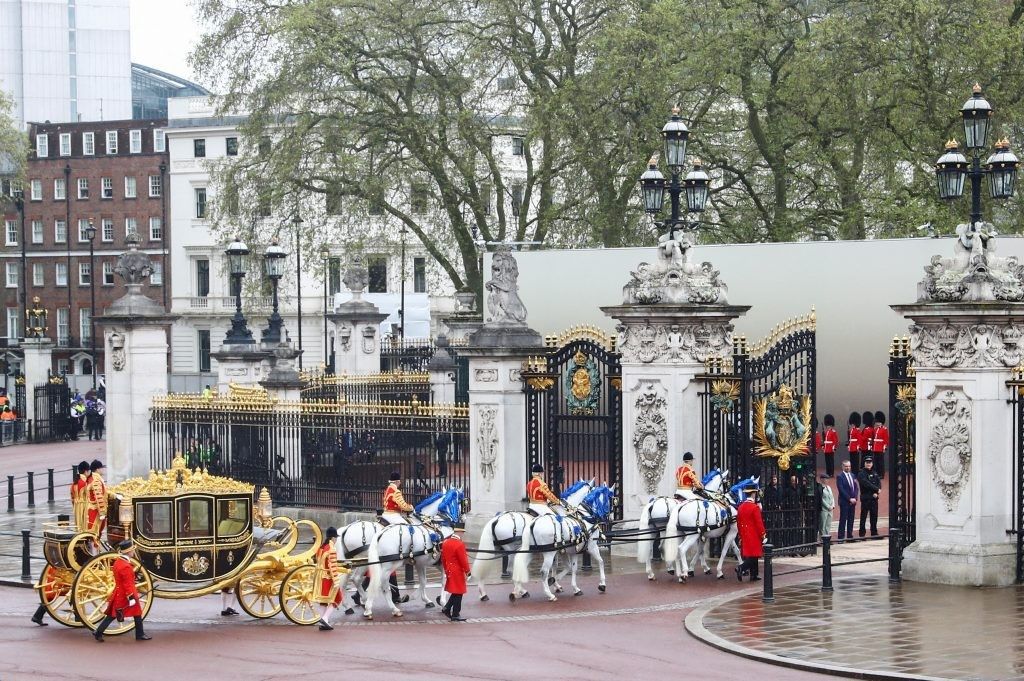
left=704, top=568, right=712, bottom=575
left=687, top=571, right=695, bottom=577
left=548, top=595, right=558, bottom=602
left=598, top=584, right=606, bottom=593
left=393, top=611, right=403, bottom=618
left=481, top=595, right=490, bottom=602
left=363, top=612, right=373, bottom=620
left=647, top=575, right=656, bottom=581
left=573, top=589, right=582, bottom=596
left=717, top=574, right=725, bottom=580
left=508, top=593, right=516, bottom=602
left=521, top=592, right=530, bottom=600
left=667, top=568, right=675, bottom=575
left=425, top=602, right=434, bottom=608
left=677, top=576, right=686, bottom=584
left=555, top=587, right=563, bottom=594
left=547, top=577, right=556, bottom=586
left=344, top=608, right=354, bottom=615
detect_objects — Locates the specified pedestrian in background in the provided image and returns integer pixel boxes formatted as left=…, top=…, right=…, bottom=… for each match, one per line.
left=836, top=460, right=859, bottom=542
left=440, top=525, right=470, bottom=621
left=818, top=477, right=835, bottom=538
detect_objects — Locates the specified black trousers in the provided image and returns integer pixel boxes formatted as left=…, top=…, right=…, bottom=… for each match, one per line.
left=96, top=614, right=146, bottom=639
left=442, top=593, right=463, bottom=618
left=824, top=454, right=835, bottom=477
left=850, top=451, right=860, bottom=472
left=859, top=496, right=879, bottom=536
left=740, top=557, right=760, bottom=579
left=874, top=453, right=886, bottom=479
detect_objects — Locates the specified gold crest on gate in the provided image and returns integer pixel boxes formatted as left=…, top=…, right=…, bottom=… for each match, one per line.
left=753, top=384, right=812, bottom=470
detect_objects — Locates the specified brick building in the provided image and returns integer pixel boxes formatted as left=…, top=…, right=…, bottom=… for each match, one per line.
left=1, top=119, right=169, bottom=383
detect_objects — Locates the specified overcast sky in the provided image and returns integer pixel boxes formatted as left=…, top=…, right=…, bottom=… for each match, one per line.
left=130, top=0, right=204, bottom=84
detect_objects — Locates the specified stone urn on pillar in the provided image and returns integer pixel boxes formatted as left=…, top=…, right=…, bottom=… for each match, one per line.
left=329, top=255, right=388, bottom=375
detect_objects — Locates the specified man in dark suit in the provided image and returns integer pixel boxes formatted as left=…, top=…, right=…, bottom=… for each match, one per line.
left=836, top=460, right=859, bottom=542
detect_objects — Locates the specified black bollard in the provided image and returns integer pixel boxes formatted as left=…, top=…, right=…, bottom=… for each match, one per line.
left=27, top=472, right=35, bottom=508
left=889, top=528, right=902, bottom=583
left=47, top=468, right=54, bottom=504
left=501, top=554, right=511, bottom=578
left=21, top=529, right=31, bottom=580
left=821, top=534, right=833, bottom=592
left=6, top=475, right=13, bottom=512
left=582, top=551, right=592, bottom=572
left=762, top=544, right=775, bottom=603
left=404, top=562, right=414, bottom=585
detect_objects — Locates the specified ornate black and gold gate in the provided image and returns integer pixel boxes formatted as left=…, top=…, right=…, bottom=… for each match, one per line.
left=888, top=339, right=916, bottom=552
left=33, top=374, right=72, bottom=442
left=701, top=310, right=818, bottom=550
left=523, top=327, right=622, bottom=517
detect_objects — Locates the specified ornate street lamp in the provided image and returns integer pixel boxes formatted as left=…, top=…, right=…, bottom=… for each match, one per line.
left=261, top=240, right=288, bottom=345
left=935, top=85, right=1019, bottom=223
left=639, top=105, right=711, bottom=240
left=223, top=238, right=254, bottom=345
left=84, top=219, right=97, bottom=390
left=25, top=296, right=47, bottom=339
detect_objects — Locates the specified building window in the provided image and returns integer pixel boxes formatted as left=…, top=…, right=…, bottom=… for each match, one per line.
left=5, top=263, right=18, bottom=288
left=226, top=137, right=238, bottom=156
left=55, top=262, right=68, bottom=286
left=194, top=139, right=206, bottom=158
left=102, top=261, right=114, bottom=285
left=149, top=217, right=162, bottom=240
left=124, top=176, right=136, bottom=198
left=54, top=178, right=66, bottom=200
left=6, top=308, right=18, bottom=340
left=196, top=259, right=210, bottom=297
left=149, top=175, right=162, bottom=198
left=55, top=220, right=67, bottom=243
left=30, top=179, right=42, bottom=201
left=101, top=218, right=114, bottom=242
left=57, top=358, right=69, bottom=374
left=5, top=220, right=16, bottom=246
left=59, top=133, right=71, bottom=156
left=326, top=190, right=343, bottom=215
left=410, top=184, right=429, bottom=214
left=32, top=263, right=44, bottom=287
left=130, top=129, right=142, bottom=153
left=83, top=132, right=95, bottom=156
left=78, top=262, right=91, bottom=285
left=31, top=220, right=43, bottom=244
left=195, top=188, right=207, bottom=218
left=57, top=308, right=69, bottom=345
left=198, top=330, right=212, bottom=372
left=151, top=260, right=163, bottom=285
left=101, top=177, right=113, bottom=199
left=105, top=130, right=118, bottom=155
left=512, top=136, right=525, bottom=156
left=367, top=257, right=387, bottom=293
left=80, top=309, right=91, bottom=344
left=413, top=257, right=426, bottom=293
left=153, top=129, right=165, bottom=153
left=78, top=219, right=91, bottom=242
left=125, top=217, right=137, bottom=237
left=77, top=178, right=89, bottom=199
left=36, top=134, right=48, bottom=157
left=511, top=182, right=524, bottom=217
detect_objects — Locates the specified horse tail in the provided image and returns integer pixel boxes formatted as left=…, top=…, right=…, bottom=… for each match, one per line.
left=472, top=517, right=499, bottom=582
left=511, top=518, right=534, bottom=585
left=663, top=503, right=685, bottom=561
left=636, top=501, right=653, bottom=564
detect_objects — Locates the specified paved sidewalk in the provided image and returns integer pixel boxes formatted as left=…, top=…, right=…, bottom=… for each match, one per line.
left=687, top=573, right=1024, bottom=680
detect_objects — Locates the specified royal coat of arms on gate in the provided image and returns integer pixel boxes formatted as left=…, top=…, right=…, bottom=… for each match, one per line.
left=565, top=350, right=601, bottom=415
left=753, top=384, right=812, bottom=470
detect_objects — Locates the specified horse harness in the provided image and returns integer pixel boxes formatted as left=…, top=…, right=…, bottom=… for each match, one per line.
left=674, top=497, right=734, bottom=538
left=491, top=512, right=528, bottom=548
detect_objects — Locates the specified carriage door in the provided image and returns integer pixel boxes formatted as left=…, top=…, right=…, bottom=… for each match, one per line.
left=525, top=327, right=622, bottom=518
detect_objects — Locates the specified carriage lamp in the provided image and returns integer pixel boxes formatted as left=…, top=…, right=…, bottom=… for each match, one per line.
left=639, top=105, right=711, bottom=241
left=261, top=240, right=289, bottom=345
left=256, top=487, right=273, bottom=526
left=118, top=496, right=134, bottom=530
left=934, top=85, right=1017, bottom=224
left=223, top=238, right=255, bottom=345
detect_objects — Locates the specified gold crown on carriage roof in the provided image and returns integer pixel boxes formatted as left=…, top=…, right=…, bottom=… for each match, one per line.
left=111, top=453, right=254, bottom=499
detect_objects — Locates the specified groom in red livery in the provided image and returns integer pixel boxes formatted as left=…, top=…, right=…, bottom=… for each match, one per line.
left=735, top=483, right=767, bottom=582
left=440, top=526, right=471, bottom=622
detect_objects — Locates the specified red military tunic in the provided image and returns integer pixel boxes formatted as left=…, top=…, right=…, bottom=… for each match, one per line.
left=314, top=542, right=342, bottom=605
left=105, top=555, right=143, bottom=618
left=440, top=534, right=470, bottom=595
left=871, top=425, right=889, bottom=453
left=859, top=426, right=874, bottom=455
left=527, top=477, right=558, bottom=504
left=382, top=483, right=413, bottom=513
left=848, top=426, right=861, bottom=455
left=737, top=499, right=766, bottom=559
left=675, top=465, right=699, bottom=488
left=823, top=427, right=839, bottom=454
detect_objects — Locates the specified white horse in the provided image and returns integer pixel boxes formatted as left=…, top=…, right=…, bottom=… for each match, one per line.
left=362, top=487, right=464, bottom=619
left=472, top=478, right=597, bottom=601
left=663, top=475, right=757, bottom=581
left=636, top=469, right=729, bottom=580
left=510, top=483, right=615, bottom=602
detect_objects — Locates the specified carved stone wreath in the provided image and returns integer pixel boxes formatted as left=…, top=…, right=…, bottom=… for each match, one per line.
left=618, top=322, right=731, bottom=365
left=476, top=405, right=499, bottom=491
left=927, top=389, right=971, bottom=512
left=911, top=322, right=1024, bottom=369
left=632, top=383, right=668, bottom=494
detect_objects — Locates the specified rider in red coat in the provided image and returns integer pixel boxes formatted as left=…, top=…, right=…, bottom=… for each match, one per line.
left=440, top=527, right=471, bottom=621
left=93, top=539, right=150, bottom=642
left=735, top=484, right=767, bottom=582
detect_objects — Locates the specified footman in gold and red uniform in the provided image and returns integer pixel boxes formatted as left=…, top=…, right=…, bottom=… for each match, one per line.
left=93, top=539, right=150, bottom=642
left=315, top=527, right=343, bottom=631
left=527, top=464, right=559, bottom=515
left=86, top=459, right=108, bottom=537
left=382, top=471, right=413, bottom=525
left=872, top=411, right=889, bottom=480
left=674, top=452, right=703, bottom=500
left=70, top=460, right=91, bottom=532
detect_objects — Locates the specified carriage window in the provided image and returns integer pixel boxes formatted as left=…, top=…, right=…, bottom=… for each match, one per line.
left=177, top=498, right=213, bottom=538
left=217, top=499, right=250, bottom=538
left=138, top=502, right=172, bottom=540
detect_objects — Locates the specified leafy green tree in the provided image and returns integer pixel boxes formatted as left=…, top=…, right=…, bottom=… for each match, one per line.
left=0, top=89, right=25, bottom=183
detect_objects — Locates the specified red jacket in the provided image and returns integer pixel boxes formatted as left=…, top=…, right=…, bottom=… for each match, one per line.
left=848, top=427, right=861, bottom=453
left=871, top=425, right=889, bottom=453
left=440, top=535, right=470, bottom=595
left=823, top=428, right=839, bottom=454
left=105, top=555, right=142, bottom=618
left=737, top=499, right=766, bottom=559
left=859, top=426, right=874, bottom=453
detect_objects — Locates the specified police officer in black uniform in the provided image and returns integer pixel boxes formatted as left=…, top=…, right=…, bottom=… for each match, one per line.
left=857, top=456, right=881, bottom=539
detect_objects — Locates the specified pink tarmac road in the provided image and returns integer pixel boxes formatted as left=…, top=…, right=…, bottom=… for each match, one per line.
left=0, top=565, right=839, bottom=681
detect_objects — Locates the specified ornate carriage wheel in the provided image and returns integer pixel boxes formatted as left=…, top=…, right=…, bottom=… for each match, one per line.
left=37, top=565, right=81, bottom=628
left=71, top=553, right=153, bottom=635
left=280, top=565, right=320, bottom=626
left=235, top=568, right=285, bottom=619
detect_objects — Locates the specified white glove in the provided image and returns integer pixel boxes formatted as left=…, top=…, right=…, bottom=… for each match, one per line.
left=762, top=537, right=767, bottom=544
